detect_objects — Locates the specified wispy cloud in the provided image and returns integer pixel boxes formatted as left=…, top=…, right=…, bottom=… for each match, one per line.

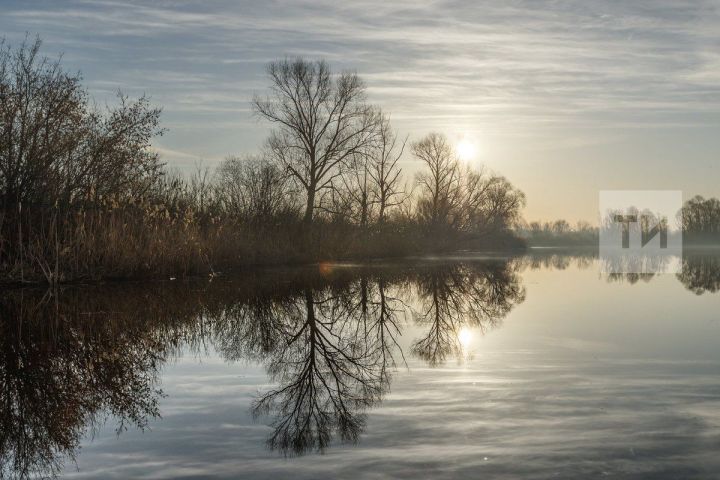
left=1, top=0, right=719, bottom=220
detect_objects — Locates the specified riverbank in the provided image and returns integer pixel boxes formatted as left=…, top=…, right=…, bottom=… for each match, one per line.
left=0, top=215, right=525, bottom=287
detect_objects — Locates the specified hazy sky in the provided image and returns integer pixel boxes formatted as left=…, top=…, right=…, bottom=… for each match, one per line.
left=1, top=0, right=719, bottom=222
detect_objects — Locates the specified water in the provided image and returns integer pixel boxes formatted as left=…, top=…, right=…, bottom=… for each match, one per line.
left=2, top=251, right=720, bottom=479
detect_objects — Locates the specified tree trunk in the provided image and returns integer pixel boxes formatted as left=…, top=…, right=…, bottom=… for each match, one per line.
left=360, top=192, right=368, bottom=228
left=303, top=186, right=315, bottom=224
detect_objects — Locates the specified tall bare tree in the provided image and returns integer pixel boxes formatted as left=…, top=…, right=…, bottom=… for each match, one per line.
left=412, top=132, right=462, bottom=230
left=329, top=150, right=374, bottom=227
left=369, top=116, right=406, bottom=224
left=253, top=58, right=380, bottom=224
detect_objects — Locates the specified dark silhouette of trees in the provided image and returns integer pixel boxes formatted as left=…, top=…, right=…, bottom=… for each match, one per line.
left=214, top=154, right=298, bottom=224
left=0, top=37, right=163, bottom=213
left=253, top=59, right=381, bottom=224
left=0, top=41, right=529, bottom=284
left=0, top=37, right=163, bottom=283
left=369, top=116, right=407, bottom=224
left=413, top=133, right=461, bottom=231
left=319, top=116, right=407, bottom=228
left=412, top=132, right=525, bottom=243
left=461, top=172, right=525, bottom=237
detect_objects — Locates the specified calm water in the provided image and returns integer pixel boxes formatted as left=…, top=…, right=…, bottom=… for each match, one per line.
left=2, top=251, right=720, bottom=479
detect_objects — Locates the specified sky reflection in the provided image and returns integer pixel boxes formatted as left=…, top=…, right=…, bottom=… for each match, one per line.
left=1, top=252, right=719, bottom=478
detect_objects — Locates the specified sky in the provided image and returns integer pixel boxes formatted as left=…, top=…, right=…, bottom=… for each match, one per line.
left=1, top=0, right=719, bottom=223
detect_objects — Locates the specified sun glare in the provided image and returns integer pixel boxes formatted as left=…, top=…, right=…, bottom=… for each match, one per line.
left=456, top=138, right=477, bottom=162
left=458, top=327, right=473, bottom=349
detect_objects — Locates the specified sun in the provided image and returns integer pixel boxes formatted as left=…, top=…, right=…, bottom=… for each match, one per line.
left=456, top=138, right=477, bottom=162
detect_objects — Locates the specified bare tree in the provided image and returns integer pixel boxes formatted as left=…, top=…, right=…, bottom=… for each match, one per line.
left=464, top=173, right=525, bottom=235
left=253, top=59, right=380, bottom=224
left=187, top=161, right=214, bottom=215
left=0, top=36, right=163, bottom=281
left=412, top=132, right=462, bottom=230
left=215, top=154, right=296, bottom=223
left=316, top=149, right=373, bottom=227
left=321, top=115, right=406, bottom=228
left=369, top=116, right=406, bottom=224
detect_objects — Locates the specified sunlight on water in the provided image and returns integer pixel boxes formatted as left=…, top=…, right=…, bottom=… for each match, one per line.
left=458, top=327, right=473, bottom=349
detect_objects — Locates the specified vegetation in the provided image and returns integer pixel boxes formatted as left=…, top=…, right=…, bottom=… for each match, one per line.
left=517, top=220, right=598, bottom=246
left=680, top=195, right=720, bottom=244
left=521, top=196, right=720, bottom=247
left=0, top=39, right=526, bottom=285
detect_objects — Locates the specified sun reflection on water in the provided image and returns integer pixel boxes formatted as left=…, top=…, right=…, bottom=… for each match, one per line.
left=458, top=327, right=473, bottom=349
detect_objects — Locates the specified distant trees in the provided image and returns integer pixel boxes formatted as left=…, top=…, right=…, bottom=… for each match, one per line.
left=253, top=59, right=380, bottom=224
left=520, top=219, right=598, bottom=246
left=681, top=195, right=720, bottom=238
left=522, top=195, right=720, bottom=247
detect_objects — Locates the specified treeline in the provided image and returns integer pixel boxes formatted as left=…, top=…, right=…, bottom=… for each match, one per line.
left=0, top=38, right=525, bottom=285
left=520, top=196, right=720, bottom=247
left=680, top=195, right=720, bottom=243
left=517, top=219, right=598, bottom=246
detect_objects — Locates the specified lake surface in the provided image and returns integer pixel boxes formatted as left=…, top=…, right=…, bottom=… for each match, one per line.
left=2, top=251, right=720, bottom=479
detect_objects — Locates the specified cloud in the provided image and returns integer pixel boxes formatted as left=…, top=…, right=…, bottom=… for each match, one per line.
left=1, top=0, right=719, bottom=220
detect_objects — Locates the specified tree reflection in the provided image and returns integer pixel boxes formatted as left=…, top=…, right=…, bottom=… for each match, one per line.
left=0, top=290, right=170, bottom=479
left=0, top=280, right=243, bottom=479
left=594, top=253, right=720, bottom=293
left=363, top=277, right=407, bottom=383
left=251, top=286, right=387, bottom=455
left=520, top=249, right=596, bottom=271
left=411, top=261, right=526, bottom=366
left=0, top=259, right=530, bottom=474
left=677, top=254, right=720, bottom=294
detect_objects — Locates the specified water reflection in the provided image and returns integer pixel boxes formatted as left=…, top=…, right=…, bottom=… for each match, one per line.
left=2, top=251, right=720, bottom=477
left=0, top=260, right=526, bottom=476
left=526, top=249, right=720, bottom=293
left=677, top=254, right=720, bottom=294
left=412, top=262, right=525, bottom=366
left=0, top=289, right=171, bottom=478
